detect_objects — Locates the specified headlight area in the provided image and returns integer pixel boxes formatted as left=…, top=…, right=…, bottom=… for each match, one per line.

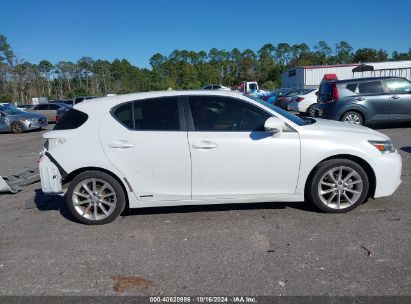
left=368, top=140, right=396, bottom=154
left=21, top=118, right=38, bottom=127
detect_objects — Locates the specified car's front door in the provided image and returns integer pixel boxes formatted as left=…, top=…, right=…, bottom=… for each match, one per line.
left=99, top=96, right=191, bottom=202
left=186, top=95, right=301, bottom=200
left=385, top=78, right=411, bottom=120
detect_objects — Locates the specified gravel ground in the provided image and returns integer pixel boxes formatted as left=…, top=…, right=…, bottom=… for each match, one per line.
left=0, top=122, right=410, bottom=296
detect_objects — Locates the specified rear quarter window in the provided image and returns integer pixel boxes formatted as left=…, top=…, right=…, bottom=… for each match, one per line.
left=358, top=81, right=384, bottom=94
left=54, top=109, right=88, bottom=130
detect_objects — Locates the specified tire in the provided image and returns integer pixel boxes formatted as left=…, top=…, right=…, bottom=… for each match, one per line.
left=306, top=105, right=316, bottom=117
left=10, top=122, right=25, bottom=133
left=306, top=159, right=369, bottom=213
left=341, top=111, right=364, bottom=125
left=66, top=171, right=126, bottom=225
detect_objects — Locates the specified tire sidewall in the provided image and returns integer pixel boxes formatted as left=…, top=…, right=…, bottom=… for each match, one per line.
left=342, top=111, right=364, bottom=125
left=11, top=122, right=24, bottom=133
left=66, top=171, right=126, bottom=225
left=309, top=159, right=369, bottom=213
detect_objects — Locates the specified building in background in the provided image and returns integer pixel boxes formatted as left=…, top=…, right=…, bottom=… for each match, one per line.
left=281, top=60, right=411, bottom=89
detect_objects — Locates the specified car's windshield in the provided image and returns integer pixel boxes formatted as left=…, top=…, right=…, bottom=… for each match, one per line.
left=244, top=94, right=313, bottom=126
left=0, top=105, right=24, bottom=115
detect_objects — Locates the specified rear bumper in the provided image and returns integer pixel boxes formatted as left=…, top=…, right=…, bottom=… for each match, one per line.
left=39, top=153, right=63, bottom=194
left=372, top=152, right=402, bottom=198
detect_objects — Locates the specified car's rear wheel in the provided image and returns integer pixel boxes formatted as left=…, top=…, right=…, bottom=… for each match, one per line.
left=307, top=105, right=316, bottom=117
left=307, top=159, right=369, bottom=213
left=341, top=111, right=363, bottom=125
left=66, top=171, right=126, bottom=225
left=10, top=122, right=25, bottom=133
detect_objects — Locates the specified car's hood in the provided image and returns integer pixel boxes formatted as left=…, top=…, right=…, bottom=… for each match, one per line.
left=300, top=118, right=389, bottom=140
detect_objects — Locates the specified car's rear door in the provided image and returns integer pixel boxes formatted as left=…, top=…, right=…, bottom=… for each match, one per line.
left=385, top=78, right=411, bottom=120
left=99, top=96, right=191, bottom=202
left=356, top=80, right=390, bottom=121
left=186, top=95, right=300, bottom=200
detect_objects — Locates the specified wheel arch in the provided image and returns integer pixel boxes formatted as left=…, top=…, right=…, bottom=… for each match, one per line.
left=340, top=107, right=368, bottom=123
left=63, top=166, right=130, bottom=210
left=304, top=154, right=376, bottom=199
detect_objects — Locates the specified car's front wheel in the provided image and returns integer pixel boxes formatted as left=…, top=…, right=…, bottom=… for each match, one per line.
left=66, top=171, right=126, bottom=225
left=307, top=159, right=369, bottom=213
left=10, top=122, right=25, bottom=133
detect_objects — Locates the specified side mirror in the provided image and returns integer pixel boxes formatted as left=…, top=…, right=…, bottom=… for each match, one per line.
left=315, top=91, right=319, bottom=96
left=264, top=117, right=285, bottom=134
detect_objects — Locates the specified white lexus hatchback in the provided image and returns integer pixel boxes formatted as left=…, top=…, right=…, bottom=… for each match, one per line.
left=39, top=91, right=402, bottom=224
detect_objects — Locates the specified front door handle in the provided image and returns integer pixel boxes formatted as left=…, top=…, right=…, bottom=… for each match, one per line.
left=192, top=141, right=218, bottom=150
left=109, top=140, right=134, bottom=149
left=390, top=95, right=400, bottom=100
left=355, top=97, right=365, bottom=101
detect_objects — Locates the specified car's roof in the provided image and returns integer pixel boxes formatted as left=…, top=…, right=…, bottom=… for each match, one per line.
left=75, top=90, right=245, bottom=111
left=333, top=76, right=405, bottom=84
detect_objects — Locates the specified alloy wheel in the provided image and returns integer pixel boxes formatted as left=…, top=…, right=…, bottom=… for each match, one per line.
left=71, top=178, right=117, bottom=221
left=317, top=166, right=363, bottom=210
left=344, top=114, right=361, bottom=125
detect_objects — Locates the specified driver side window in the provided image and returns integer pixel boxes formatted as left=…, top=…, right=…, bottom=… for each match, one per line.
left=188, top=96, right=270, bottom=132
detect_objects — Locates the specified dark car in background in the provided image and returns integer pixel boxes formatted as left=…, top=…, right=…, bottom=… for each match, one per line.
left=314, top=77, right=411, bottom=125
left=63, top=96, right=98, bottom=107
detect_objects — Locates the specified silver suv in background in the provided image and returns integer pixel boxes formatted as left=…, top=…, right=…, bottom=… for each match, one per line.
left=314, top=77, right=411, bottom=125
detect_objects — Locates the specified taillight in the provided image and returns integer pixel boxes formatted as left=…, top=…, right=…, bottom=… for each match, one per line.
left=332, top=84, right=339, bottom=101
left=296, top=97, right=305, bottom=102
left=56, top=115, right=61, bottom=123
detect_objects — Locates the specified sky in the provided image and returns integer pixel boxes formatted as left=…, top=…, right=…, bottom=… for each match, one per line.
left=1, top=0, right=410, bottom=68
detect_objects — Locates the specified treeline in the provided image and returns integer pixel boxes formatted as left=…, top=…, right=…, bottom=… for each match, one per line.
left=0, top=34, right=410, bottom=103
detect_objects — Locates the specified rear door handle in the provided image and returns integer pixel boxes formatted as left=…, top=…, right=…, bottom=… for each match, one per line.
left=109, top=140, right=134, bottom=149
left=355, top=97, right=365, bottom=101
left=192, top=141, right=218, bottom=150
left=390, top=95, right=400, bottom=100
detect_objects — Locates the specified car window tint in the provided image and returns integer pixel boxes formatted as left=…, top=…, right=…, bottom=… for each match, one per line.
left=346, top=83, right=358, bottom=93
left=358, top=81, right=384, bottom=94
left=133, top=97, right=180, bottom=131
left=48, top=104, right=59, bottom=110
left=54, top=109, right=88, bottom=130
left=386, top=78, right=411, bottom=94
left=113, top=103, right=133, bottom=129
left=37, top=104, right=49, bottom=110
left=189, top=96, right=270, bottom=132
left=204, top=86, right=212, bottom=90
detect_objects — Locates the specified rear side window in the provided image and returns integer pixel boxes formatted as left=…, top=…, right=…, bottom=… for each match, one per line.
left=358, top=81, right=384, bottom=94
left=134, top=97, right=180, bottom=130
left=54, top=109, right=88, bottom=130
left=346, top=83, right=358, bottom=93
left=113, top=103, right=133, bottom=129
left=386, top=78, right=411, bottom=94
left=112, top=97, right=181, bottom=131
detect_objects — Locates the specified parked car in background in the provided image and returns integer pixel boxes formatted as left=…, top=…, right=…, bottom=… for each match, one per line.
left=202, top=84, right=231, bottom=91
left=0, top=105, right=48, bottom=133
left=17, top=104, right=33, bottom=111
left=40, top=91, right=401, bottom=224
left=63, top=96, right=98, bottom=107
left=288, top=89, right=319, bottom=115
left=55, top=105, right=72, bottom=124
left=314, top=77, right=411, bottom=125
left=274, top=89, right=313, bottom=110
left=26, top=103, right=70, bottom=123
